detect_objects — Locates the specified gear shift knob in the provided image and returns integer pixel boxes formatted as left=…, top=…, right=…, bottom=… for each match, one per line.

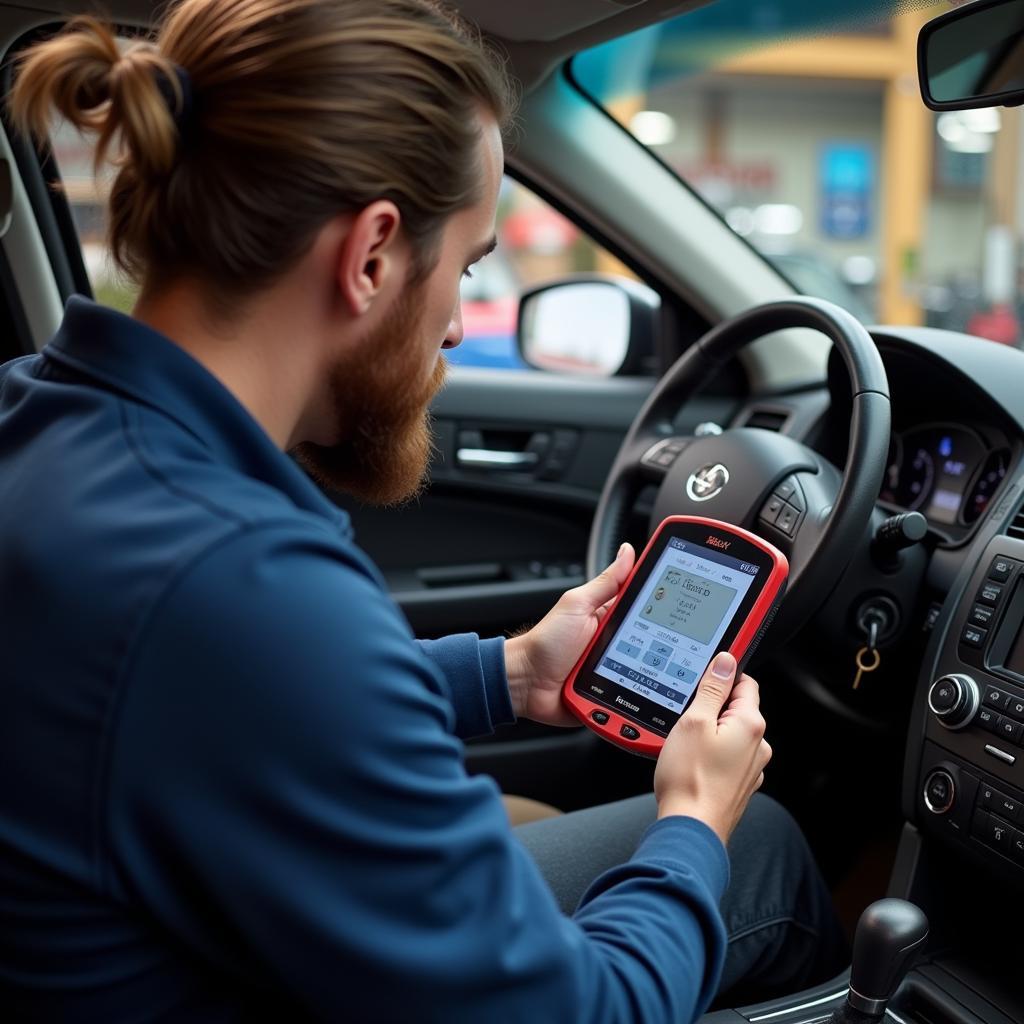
left=838, top=898, right=928, bottom=1020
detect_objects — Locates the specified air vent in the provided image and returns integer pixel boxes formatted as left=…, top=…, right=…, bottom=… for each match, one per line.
left=1006, top=505, right=1024, bottom=541
left=742, top=408, right=790, bottom=433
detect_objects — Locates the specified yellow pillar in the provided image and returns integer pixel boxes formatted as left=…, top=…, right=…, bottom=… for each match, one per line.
left=879, top=12, right=933, bottom=325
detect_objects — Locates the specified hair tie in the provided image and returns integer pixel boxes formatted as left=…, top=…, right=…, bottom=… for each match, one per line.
left=154, top=64, right=194, bottom=141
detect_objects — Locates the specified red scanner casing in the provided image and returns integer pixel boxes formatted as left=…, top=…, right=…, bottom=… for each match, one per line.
left=561, top=515, right=788, bottom=757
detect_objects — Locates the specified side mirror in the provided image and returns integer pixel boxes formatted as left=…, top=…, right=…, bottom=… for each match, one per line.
left=919, top=0, right=1024, bottom=110
left=517, top=274, right=659, bottom=376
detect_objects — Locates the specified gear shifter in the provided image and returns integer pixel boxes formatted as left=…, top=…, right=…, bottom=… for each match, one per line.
left=829, top=899, right=929, bottom=1023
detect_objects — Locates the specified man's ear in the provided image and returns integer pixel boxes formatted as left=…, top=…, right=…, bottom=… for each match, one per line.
left=336, top=200, right=404, bottom=316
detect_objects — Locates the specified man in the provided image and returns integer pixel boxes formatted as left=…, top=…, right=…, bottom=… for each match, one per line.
left=0, top=1, right=844, bottom=1019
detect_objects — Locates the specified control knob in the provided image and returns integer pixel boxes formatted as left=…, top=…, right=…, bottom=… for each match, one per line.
left=927, top=673, right=979, bottom=730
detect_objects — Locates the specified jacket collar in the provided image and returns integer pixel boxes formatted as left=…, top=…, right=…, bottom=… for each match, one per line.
left=45, top=296, right=352, bottom=536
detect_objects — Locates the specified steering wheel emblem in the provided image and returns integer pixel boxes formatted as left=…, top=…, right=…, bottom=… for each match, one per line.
left=686, top=463, right=730, bottom=502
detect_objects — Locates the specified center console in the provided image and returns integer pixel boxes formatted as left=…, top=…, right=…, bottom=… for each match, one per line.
left=911, top=530, right=1024, bottom=879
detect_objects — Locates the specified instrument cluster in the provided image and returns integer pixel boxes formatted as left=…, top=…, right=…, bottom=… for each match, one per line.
left=879, top=425, right=1010, bottom=528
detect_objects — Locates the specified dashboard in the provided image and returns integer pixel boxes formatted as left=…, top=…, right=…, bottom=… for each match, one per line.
left=879, top=425, right=1011, bottom=530
left=823, top=334, right=1022, bottom=546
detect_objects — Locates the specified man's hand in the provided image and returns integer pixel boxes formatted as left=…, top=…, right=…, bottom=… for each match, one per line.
left=654, top=651, right=771, bottom=846
left=504, top=543, right=635, bottom=726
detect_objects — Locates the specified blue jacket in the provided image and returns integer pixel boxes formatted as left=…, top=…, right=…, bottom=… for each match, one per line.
left=0, top=298, right=728, bottom=1022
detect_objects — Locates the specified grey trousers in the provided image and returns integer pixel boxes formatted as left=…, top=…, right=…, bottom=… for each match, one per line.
left=515, top=793, right=848, bottom=1006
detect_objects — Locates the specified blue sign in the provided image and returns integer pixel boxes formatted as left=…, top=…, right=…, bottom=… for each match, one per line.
left=820, top=143, right=874, bottom=240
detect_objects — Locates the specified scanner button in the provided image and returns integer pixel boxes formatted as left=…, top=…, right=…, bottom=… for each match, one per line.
left=591, top=711, right=609, bottom=725
left=620, top=725, right=640, bottom=741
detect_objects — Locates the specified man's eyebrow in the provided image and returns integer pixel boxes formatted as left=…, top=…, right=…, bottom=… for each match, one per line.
left=469, top=235, right=498, bottom=264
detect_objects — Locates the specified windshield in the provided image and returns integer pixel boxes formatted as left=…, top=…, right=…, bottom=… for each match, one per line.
left=574, top=0, right=1024, bottom=344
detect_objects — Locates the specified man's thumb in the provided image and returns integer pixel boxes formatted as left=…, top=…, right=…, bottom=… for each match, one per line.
left=691, top=651, right=736, bottom=715
left=575, top=542, right=634, bottom=611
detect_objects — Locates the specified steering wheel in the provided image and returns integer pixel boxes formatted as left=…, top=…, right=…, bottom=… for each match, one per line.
left=588, top=297, right=891, bottom=638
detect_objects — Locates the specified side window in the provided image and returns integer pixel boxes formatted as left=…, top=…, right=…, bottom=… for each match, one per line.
left=453, top=175, right=640, bottom=371
left=52, top=119, right=137, bottom=314
left=49, top=125, right=639, bottom=372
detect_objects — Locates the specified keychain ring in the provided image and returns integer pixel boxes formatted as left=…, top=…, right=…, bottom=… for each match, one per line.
left=856, top=647, right=881, bottom=673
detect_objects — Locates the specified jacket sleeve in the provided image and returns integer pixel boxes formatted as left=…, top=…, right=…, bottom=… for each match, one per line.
left=416, top=634, right=514, bottom=738
left=105, top=523, right=729, bottom=1024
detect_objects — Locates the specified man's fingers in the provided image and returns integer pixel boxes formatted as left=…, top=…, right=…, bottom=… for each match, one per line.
left=723, top=674, right=760, bottom=711
left=688, top=651, right=736, bottom=718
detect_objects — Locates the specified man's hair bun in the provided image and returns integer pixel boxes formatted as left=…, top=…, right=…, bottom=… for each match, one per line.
left=12, top=16, right=184, bottom=179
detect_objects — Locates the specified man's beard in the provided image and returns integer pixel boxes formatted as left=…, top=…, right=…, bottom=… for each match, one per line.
left=293, top=288, right=448, bottom=507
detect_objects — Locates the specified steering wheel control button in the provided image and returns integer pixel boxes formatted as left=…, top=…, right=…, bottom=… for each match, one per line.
left=970, top=604, right=994, bottom=628
left=760, top=495, right=785, bottom=524
left=591, top=711, right=609, bottom=725
left=979, top=582, right=1004, bottom=606
left=923, top=770, right=955, bottom=814
left=619, top=724, right=640, bottom=741
left=784, top=485, right=806, bottom=513
left=984, top=744, right=1017, bottom=766
left=641, top=438, right=689, bottom=473
left=774, top=478, right=796, bottom=501
left=776, top=504, right=800, bottom=536
left=928, top=674, right=980, bottom=730
left=961, top=625, right=987, bottom=648
left=989, top=557, right=1016, bottom=583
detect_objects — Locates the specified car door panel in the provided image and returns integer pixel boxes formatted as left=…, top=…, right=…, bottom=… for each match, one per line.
left=345, top=370, right=741, bottom=641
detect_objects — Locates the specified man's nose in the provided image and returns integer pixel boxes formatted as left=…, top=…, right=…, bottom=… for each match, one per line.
left=442, top=300, right=464, bottom=349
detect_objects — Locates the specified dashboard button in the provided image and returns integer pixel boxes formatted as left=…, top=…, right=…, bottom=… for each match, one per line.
left=992, top=791, right=1022, bottom=823
left=984, top=686, right=1011, bottom=710
left=977, top=707, right=1001, bottom=733
left=989, top=557, right=1016, bottom=583
left=979, top=582, right=1004, bottom=606
left=984, top=744, right=1017, bottom=765
left=969, top=604, right=994, bottom=628
left=995, top=716, right=1023, bottom=746
left=776, top=504, right=800, bottom=535
left=1012, top=831, right=1024, bottom=865
left=961, top=625, right=987, bottom=648
left=760, top=495, right=784, bottom=525
left=1007, top=696, right=1024, bottom=721
left=619, top=724, right=640, bottom=741
left=930, top=678, right=959, bottom=713
left=923, top=770, right=955, bottom=814
left=591, top=711, right=609, bottom=725
left=985, top=816, right=1019, bottom=853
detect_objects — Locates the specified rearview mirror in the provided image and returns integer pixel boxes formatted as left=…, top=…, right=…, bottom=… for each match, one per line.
left=517, top=275, right=659, bottom=376
left=919, top=0, right=1024, bottom=110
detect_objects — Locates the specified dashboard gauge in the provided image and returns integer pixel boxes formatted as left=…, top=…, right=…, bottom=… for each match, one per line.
left=879, top=434, right=903, bottom=505
left=899, top=447, right=935, bottom=511
left=964, top=449, right=1011, bottom=524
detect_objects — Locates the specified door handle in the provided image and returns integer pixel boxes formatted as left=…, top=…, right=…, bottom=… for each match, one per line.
left=455, top=448, right=540, bottom=470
